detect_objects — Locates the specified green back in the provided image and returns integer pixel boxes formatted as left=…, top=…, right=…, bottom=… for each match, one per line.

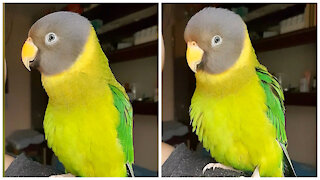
left=256, top=66, right=287, bottom=145
left=109, top=85, right=134, bottom=168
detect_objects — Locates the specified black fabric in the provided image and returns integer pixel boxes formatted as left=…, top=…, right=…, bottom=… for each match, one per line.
left=5, top=154, right=63, bottom=177
left=162, top=143, right=249, bottom=177
left=5, top=154, right=150, bottom=177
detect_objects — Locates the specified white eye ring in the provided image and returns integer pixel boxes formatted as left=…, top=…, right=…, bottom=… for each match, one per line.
left=211, top=35, right=222, bottom=47
left=45, top=32, right=58, bottom=45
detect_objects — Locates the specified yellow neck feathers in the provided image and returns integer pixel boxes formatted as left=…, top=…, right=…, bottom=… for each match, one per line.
left=195, top=32, right=259, bottom=96
left=41, top=27, right=111, bottom=105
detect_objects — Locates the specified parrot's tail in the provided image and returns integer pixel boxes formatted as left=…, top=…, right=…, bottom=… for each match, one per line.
left=279, top=142, right=297, bottom=177
left=126, top=163, right=135, bottom=177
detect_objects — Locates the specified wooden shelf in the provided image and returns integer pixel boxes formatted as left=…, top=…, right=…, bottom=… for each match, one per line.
left=194, top=4, right=307, bottom=32
left=253, top=27, right=316, bottom=52
left=80, top=4, right=158, bottom=62
left=106, top=40, right=158, bottom=63
left=284, top=92, right=316, bottom=106
left=246, top=4, right=306, bottom=32
left=132, top=101, right=158, bottom=115
left=98, top=14, right=157, bottom=43
left=81, top=4, right=157, bottom=44
left=82, top=4, right=154, bottom=23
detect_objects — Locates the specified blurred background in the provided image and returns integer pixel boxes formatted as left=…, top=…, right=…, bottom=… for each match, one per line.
left=4, top=3, right=158, bottom=176
left=162, top=3, right=316, bottom=176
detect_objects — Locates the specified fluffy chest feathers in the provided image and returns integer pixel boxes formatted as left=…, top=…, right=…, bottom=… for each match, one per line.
left=41, top=28, right=127, bottom=176
left=44, top=95, right=125, bottom=176
left=190, top=34, right=283, bottom=176
left=191, top=73, right=282, bottom=175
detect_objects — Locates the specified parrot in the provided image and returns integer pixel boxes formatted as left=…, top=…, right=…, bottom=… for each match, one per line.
left=184, top=7, right=296, bottom=177
left=21, top=11, right=134, bottom=177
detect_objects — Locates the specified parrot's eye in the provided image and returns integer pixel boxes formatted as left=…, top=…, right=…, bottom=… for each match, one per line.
left=211, top=35, right=222, bottom=47
left=45, top=32, right=58, bottom=45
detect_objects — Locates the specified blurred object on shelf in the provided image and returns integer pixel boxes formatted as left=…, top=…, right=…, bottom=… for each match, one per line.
left=91, top=19, right=103, bottom=31
left=279, top=3, right=316, bottom=34
left=66, top=4, right=83, bottom=14
left=299, top=78, right=309, bottom=92
left=304, top=4, right=317, bottom=28
left=280, top=14, right=305, bottom=34
left=300, top=71, right=311, bottom=92
left=117, top=42, right=133, bottom=50
left=153, top=88, right=158, bottom=102
left=311, top=76, right=316, bottom=91
left=134, top=25, right=158, bottom=45
left=284, top=85, right=296, bottom=93
left=231, top=6, right=248, bottom=17
left=263, top=25, right=280, bottom=38
left=131, top=83, right=137, bottom=101
left=125, top=82, right=137, bottom=101
left=275, top=73, right=284, bottom=88
left=263, top=31, right=279, bottom=38
left=304, top=71, right=311, bottom=85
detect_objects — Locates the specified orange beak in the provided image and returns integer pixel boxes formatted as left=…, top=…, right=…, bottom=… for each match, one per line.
left=21, top=37, right=38, bottom=71
left=186, top=41, right=204, bottom=73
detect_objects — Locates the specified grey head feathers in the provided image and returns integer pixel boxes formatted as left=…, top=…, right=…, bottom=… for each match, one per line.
left=29, top=11, right=91, bottom=75
left=184, top=7, right=246, bottom=74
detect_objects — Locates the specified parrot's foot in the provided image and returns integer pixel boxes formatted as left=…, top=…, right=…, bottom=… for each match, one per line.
left=49, top=173, right=75, bottom=177
left=202, top=163, right=242, bottom=174
left=251, top=167, right=260, bottom=177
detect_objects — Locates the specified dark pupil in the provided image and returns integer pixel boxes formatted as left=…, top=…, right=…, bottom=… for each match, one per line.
left=214, top=36, right=220, bottom=43
left=49, top=34, right=55, bottom=42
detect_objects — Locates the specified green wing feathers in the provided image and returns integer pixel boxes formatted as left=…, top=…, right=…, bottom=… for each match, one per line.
left=256, top=66, right=287, bottom=146
left=109, top=85, right=134, bottom=167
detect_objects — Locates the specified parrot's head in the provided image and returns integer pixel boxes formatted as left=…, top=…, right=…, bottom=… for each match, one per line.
left=184, top=7, right=246, bottom=74
left=21, top=11, right=91, bottom=75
